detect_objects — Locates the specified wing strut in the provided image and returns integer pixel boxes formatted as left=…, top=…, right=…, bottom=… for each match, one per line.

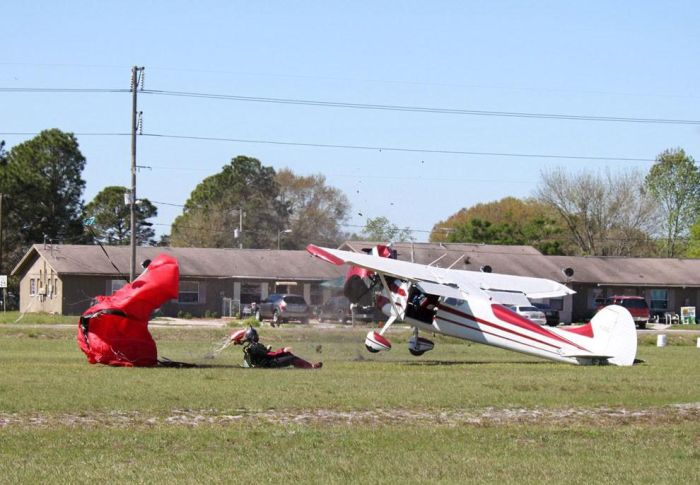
left=377, top=273, right=401, bottom=336
left=364, top=272, right=404, bottom=353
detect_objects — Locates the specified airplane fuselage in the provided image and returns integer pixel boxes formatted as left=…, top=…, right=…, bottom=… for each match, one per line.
left=403, top=297, right=582, bottom=365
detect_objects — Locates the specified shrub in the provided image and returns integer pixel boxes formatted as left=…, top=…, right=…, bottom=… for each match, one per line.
left=241, top=317, right=260, bottom=328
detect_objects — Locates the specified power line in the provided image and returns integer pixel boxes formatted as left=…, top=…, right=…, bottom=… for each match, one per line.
left=2, top=63, right=695, bottom=100
left=2, top=86, right=698, bottom=124
left=0, top=87, right=128, bottom=94
left=151, top=200, right=185, bottom=207
left=0, top=130, right=657, bottom=163
left=142, top=89, right=700, bottom=125
left=140, top=133, right=656, bottom=163
left=0, top=132, right=130, bottom=137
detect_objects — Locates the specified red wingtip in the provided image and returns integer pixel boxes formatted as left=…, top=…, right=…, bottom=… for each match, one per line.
left=306, top=244, right=345, bottom=266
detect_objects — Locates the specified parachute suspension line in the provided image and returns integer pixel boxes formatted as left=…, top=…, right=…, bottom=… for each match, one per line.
left=88, top=226, right=130, bottom=283
left=13, top=294, right=39, bottom=323
left=204, top=335, right=236, bottom=359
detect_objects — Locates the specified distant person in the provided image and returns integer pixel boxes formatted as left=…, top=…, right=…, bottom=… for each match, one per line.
left=231, top=327, right=322, bottom=369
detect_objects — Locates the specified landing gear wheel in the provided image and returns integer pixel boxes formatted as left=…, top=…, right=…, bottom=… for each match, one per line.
left=409, top=349, right=426, bottom=357
left=365, top=345, right=380, bottom=353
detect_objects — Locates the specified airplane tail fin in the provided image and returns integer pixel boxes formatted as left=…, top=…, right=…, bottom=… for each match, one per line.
left=586, top=305, right=638, bottom=366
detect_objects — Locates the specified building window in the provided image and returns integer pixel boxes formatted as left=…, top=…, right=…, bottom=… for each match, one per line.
left=108, top=279, right=127, bottom=295
left=650, top=289, right=668, bottom=311
left=549, top=298, right=564, bottom=311
left=274, top=281, right=298, bottom=295
left=588, top=288, right=604, bottom=309
left=179, top=281, right=200, bottom=304
left=29, top=279, right=36, bottom=296
left=310, top=283, right=323, bottom=305
left=240, top=283, right=261, bottom=304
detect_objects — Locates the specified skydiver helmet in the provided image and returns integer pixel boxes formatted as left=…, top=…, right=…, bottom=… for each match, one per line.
left=244, top=326, right=259, bottom=343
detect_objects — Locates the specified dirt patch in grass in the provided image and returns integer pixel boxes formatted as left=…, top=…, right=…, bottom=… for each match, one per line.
left=1, top=403, right=697, bottom=429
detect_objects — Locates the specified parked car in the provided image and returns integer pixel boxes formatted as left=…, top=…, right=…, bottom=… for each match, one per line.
left=256, top=294, right=310, bottom=325
left=533, top=303, right=560, bottom=327
left=504, top=304, right=547, bottom=326
left=598, top=295, right=650, bottom=329
left=318, top=295, right=377, bottom=324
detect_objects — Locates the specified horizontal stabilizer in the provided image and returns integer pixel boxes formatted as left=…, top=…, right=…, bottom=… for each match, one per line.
left=562, top=352, right=613, bottom=359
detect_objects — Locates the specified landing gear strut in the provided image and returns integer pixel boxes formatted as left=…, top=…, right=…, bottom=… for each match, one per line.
left=408, top=327, right=434, bottom=356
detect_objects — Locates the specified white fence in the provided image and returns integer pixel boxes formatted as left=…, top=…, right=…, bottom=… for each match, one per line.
left=221, top=298, right=241, bottom=318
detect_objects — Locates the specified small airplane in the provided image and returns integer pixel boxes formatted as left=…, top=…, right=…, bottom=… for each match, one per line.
left=307, top=244, right=637, bottom=366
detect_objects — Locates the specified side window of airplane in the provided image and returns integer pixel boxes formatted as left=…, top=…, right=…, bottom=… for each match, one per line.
left=444, top=297, right=466, bottom=307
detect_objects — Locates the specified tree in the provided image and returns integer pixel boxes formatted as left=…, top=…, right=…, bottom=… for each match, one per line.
left=685, top=220, right=700, bottom=258
left=536, top=168, right=659, bottom=256
left=429, top=197, right=567, bottom=255
left=275, top=169, right=350, bottom=249
left=84, top=186, right=158, bottom=245
left=356, top=216, right=413, bottom=242
left=170, top=156, right=289, bottom=248
left=644, top=148, right=700, bottom=257
left=0, top=129, right=87, bottom=268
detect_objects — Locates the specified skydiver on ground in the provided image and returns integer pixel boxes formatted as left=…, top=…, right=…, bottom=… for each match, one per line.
left=231, top=327, right=322, bottom=369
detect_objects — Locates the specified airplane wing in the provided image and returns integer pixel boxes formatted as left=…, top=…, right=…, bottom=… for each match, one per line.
left=307, top=245, right=574, bottom=299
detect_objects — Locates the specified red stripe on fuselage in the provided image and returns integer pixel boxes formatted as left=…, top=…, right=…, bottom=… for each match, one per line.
left=438, top=303, right=589, bottom=352
left=435, top=314, right=563, bottom=357
left=490, top=304, right=589, bottom=351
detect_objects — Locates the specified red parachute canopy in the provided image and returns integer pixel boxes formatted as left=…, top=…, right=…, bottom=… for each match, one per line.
left=77, top=254, right=179, bottom=367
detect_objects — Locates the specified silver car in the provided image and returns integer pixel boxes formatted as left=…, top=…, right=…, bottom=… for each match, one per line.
left=505, top=304, right=547, bottom=326
left=256, top=294, right=310, bottom=325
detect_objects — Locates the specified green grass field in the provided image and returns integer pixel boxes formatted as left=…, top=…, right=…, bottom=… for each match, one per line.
left=1, top=323, right=698, bottom=484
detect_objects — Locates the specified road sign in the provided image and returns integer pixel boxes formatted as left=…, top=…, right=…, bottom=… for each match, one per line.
left=0, top=275, right=6, bottom=288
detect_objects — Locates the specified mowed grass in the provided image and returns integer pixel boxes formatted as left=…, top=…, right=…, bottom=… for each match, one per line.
left=0, top=311, right=77, bottom=325
left=1, top=324, right=699, bottom=484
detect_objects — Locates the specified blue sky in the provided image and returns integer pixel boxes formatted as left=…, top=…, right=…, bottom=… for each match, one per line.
left=2, top=1, right=699, bottom=242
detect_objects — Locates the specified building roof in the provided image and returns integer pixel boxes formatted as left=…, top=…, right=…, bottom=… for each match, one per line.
left=340, top=241, right=700, bottom=287
left=13, top=244, right=345, bottom=281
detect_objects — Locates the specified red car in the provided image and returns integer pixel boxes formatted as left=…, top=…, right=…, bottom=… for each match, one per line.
left=600, top=296, right=650, bottom=329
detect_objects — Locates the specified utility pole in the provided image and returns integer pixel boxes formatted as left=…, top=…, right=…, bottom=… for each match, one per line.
left=238, top=207, right=243, bottom=249
left=130, top=66, right=144, bottom=282
left=0, top=193, right=5, bottom=311
left=233, top=207, right=244, bottom=249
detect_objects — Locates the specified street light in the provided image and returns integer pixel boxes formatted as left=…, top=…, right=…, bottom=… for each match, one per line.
left=277, top=229, right=292, bottom=250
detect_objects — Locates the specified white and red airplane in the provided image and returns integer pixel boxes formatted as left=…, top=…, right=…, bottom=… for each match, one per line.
left=307, top=244, right=637, bottom=366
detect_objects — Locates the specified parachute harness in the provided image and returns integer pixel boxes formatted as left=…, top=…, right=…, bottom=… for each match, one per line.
left=79, top=308, right=128, bottom=348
